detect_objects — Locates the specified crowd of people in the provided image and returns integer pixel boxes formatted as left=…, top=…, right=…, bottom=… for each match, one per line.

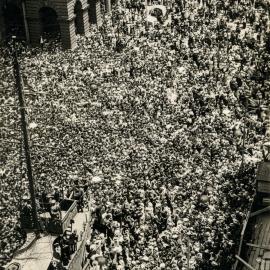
left=1, top=0, right=270, bottom=268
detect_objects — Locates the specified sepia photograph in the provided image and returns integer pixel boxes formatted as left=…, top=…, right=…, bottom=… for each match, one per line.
left=0, top=0, right=270, bottom=269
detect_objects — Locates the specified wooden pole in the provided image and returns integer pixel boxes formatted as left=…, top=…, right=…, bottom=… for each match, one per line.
left=12, top=37, right=39, bottom=232
left=246, top=243, right=270, bottom=250
left=235, top=255, right=256, bottom=270
left=250, top=206, right=270, bottom=218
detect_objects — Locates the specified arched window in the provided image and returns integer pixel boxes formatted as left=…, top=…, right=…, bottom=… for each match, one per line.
left=3, top=0, right=25, bottom=40
left=39, top=7, right=60, bottom=39
left=74, top=1, right=84, bottom=34
left=88, top=0, right=98, bottom=24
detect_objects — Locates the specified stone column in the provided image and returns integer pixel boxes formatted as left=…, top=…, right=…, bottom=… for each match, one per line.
left=59, top=19, right=77, bottom=50
left=95, top=1, right=102, bottom=26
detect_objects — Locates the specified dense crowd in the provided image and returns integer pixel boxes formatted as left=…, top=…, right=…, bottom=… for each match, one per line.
left=1, top=0, right=270, bottom=268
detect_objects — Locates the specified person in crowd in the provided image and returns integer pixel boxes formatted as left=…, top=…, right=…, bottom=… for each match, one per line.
left=73, top=186, right=84, bottom=212
left=48, top=259, right=65, bottom=270
left=60, top=232, right=71, bottom=266
left=50, top=200, right=62, bottom=220
left=52, top=186, right=62, bottom=202
left=53, top=243, right=62, bottom=261
left=21, top=198, right=32, bottom=218
left=69, top=230, right=78, bottom=253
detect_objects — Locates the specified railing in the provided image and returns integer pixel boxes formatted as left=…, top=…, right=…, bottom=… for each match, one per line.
left=233, top=195, right=255, bottom=270
left=68, top=203, right=92, bottom=270
left=249, top=205, right=270, bottom=218
left=235, top=255, right=256, bottom=270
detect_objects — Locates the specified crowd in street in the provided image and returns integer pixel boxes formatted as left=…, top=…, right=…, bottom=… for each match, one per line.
left=1, top=0, right=270, bottom=268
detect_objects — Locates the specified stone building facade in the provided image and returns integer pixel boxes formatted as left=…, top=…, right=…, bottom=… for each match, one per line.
left=1, top=0, right=106, bottom=49
left=25, top=0, right=103, bottom=49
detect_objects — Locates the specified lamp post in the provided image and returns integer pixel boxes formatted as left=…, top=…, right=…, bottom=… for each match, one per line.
left=11, top=36, right=39, bottom=233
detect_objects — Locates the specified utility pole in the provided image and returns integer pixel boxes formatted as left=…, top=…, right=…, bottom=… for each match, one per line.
left=11, top=37, right=39, bottom=232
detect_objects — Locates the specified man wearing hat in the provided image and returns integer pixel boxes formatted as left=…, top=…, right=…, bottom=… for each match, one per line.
left=73, top=185, right=84, bottom=212
left=52, top=186, right=61, bottom=202
left=60, top=232, right=71, bottom=266
left=40, top=187, right=50, bottom=212
left=69, top=230, right=78, bottom=253
left=48, top=259, right=65, bottom=270
left=20, top=197, right=32, bottom=228
left=21, top=196, right=32, bottom=217
left=53, top=243, right=62, bottom=261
